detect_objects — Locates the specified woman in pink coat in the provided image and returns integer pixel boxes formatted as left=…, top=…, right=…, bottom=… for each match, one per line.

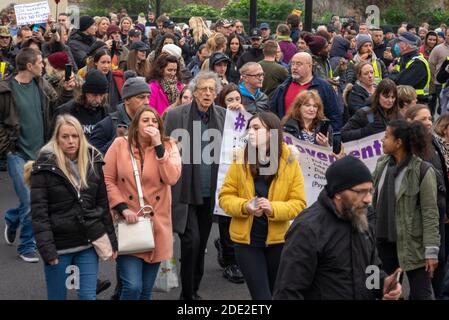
left=103, top=106, right=182, bottom=300
left=147, top=54, right=183, bottom=116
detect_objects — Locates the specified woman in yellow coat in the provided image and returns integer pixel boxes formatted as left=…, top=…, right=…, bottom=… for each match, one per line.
left=219, top=112, right=306, bottom=300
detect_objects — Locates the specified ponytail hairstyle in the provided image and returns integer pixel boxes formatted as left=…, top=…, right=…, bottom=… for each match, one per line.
left=387, top=119, right=431, bottom=159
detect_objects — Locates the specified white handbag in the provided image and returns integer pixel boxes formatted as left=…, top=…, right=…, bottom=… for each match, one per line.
left=116, top=144, right=155, bottom=255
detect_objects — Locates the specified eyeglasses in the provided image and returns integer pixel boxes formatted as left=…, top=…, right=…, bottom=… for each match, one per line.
left=349, top=188, right=374, bottom=197
left=197, top=86, right=216, bottom=93
left=291, top=62, right=310, bottom=67
left=245, top=73, right=265, bottom=78
left=236, top=25, right=243, bottom=29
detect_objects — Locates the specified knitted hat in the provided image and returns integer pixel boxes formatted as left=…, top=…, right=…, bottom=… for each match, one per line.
left=106, top=24, right=121, bottom=38
left=162, top=43, right=182, bottom=58
left=122, top=75, right=151, bottom=100
left=325, top=156, right=373, bottom=198
left=356, top=34, right=373, bottom=52
left=79, top=16, right=96, bottom=32
left=87, top=41, right=107, bottom=57
left=398, top=32, right=419, bottom=46
left=82, top=69, right=109, bottom=94
left=304, top=34, right=327, bottom=55
left=47, top=51, right=69, bottom=70
left=383, top=26, right=394, bottom=34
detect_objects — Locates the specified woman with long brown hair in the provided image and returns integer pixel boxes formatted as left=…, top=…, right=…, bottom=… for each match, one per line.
left=342, top=78, right=401, bottom=142
left=219, top=112, right=306, bottom=300
left=103, top=106, right=182, bottom=300
left=147, top=54, right=183, bottom=115
left=124, top=42, right=151, bottom=78
left=283, top=90, right=332, bottom=146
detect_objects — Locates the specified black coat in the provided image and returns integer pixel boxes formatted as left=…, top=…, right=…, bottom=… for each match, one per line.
left=236, top=47, right=264, bottom=70
left=273, top=190, right=385, bottom=300
left=341, top=107, right=391, bottom=142
left=283, top=118, right=334, bottom=146
left=67, top=31, right=96, bottom=69
left=30, top=147, right=118, bottom=263
left=56, top=100, right=109, bottom=140
left=347, top=83, right=372, bottom=116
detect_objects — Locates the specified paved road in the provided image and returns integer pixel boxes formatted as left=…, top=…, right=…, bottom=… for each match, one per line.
left=0, top=171, right=251, bottom=300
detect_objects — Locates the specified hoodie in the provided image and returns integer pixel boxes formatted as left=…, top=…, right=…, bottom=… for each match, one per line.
left=329, top=36, right=351, bottom=71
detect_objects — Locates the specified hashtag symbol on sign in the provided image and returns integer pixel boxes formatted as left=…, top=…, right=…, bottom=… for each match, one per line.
left=234, top=113, right=246, bottom=131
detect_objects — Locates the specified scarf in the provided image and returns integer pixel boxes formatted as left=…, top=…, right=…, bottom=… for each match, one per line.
left=375, top=155, right=412, bottom=242
left=276, top=35, right=292, bottom=42
left=181, top=99, right=219, bottom=205
left=160, top=78, right=179, bottom=105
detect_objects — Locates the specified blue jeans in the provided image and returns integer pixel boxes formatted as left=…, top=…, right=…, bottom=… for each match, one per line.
left=117, top=255, right=160, bottom=300
left=5, top=153, right=36, bottom=254
left=44, top=247, right=98, bottom=300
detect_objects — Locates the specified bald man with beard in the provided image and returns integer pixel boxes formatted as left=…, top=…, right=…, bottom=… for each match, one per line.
left=270, top=52, right=343, bottom=130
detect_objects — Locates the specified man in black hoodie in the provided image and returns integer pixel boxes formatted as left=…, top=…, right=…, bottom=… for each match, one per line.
left=236, top=28, right=264, bottom=70
left=68, top=16, right=97, bottom=69
left=56, top=69, right=109, bottom=139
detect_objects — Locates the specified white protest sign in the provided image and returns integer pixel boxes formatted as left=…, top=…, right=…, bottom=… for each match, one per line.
left=283, top=131, right=384, bottom=206
left=214, top=110, right=385, bottom=216
left=14, top=1, right=50, bottom=26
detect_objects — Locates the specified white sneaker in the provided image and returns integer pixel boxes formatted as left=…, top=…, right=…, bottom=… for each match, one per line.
left=19, top=252, right=40, bottom=263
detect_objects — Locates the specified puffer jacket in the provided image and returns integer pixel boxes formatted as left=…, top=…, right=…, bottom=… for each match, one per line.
left=372, top=155, right=440, bottom=271
left=345, top=82, right=372, bottom=116
left=239, top=83, right=271, bottom=114
left=218, top=143, right=307, bottom=245
left=68, top=31, right=96, bottom=69
left=0, top=76, right=72, bottom=155
left=30, top=146, right=118, bottom=263
left=341, top=106, right=398, bottom=142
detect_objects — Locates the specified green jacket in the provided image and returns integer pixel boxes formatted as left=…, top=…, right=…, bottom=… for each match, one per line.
left=372, top=155, right=440, bottom=271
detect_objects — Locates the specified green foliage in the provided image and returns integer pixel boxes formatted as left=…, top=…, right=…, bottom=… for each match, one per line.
left=315, top=11, right=334, bottom=24
left=171, top=4, right=221, bottom=19
left=383, top=6, right=409, bottom=26
left=220, top=0, right=296, bottom=21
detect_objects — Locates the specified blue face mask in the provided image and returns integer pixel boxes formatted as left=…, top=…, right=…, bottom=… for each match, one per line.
left=393, top=43, right=400, bottom=56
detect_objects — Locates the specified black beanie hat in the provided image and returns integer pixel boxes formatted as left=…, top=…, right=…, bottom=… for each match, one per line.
left=79, top=16, right=95, bottom=32
left=82, top=69, right=109, bottom=94
left=325, top=156, right=373, bottom=197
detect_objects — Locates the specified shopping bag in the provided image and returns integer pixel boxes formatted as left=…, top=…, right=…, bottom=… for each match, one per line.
left=153, top=256, right=179, bottom=292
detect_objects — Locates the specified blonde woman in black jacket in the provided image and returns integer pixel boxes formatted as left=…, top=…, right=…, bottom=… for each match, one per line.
left=29, top=114, right=117, bottom=300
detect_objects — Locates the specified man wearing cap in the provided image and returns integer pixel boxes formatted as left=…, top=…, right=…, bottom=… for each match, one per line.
left=163, top=20, right=176, bottom=35
left=389, top=32, right=431, bottom=104
left=56, top=69, right=110, bottom=139
left=429, top=28, right=449, bottom=112
left=274, top=156, right=402, bottom=300
left=89, top=72, right=150, bottom=155
left=209, top=52, right=232, bottom=86
left=260, top=23, right=274, bottom=44
left=216, top=19, right=232, bottom=37
left=68, top=16, right=98, bottom=69
left=126, top=29, right=142, bottom=49
left=0, top=26, right=17, bottom=77
left=1, top=48, right=74, bottom=263
left=237, top=28, right=264, bottom=70
left=346, top=34, right=387, bottom=85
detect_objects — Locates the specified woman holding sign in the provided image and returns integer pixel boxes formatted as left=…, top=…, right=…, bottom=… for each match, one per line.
left=219, top=112, right=307, bottom=300
left=282, top=90, right=333, bottom=147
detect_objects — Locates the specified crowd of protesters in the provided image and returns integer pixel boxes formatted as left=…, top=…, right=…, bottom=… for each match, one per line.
left=1, top=3, right=449, bottom=300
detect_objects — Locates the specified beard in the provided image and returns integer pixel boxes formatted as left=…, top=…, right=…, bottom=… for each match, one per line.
left=340, top=197, right=369, bottom=233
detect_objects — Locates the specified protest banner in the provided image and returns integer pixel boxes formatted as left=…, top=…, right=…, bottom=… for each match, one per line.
left=214, top=110, right=384, bottom=216
left=14, top=1, right=50, bottom=26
